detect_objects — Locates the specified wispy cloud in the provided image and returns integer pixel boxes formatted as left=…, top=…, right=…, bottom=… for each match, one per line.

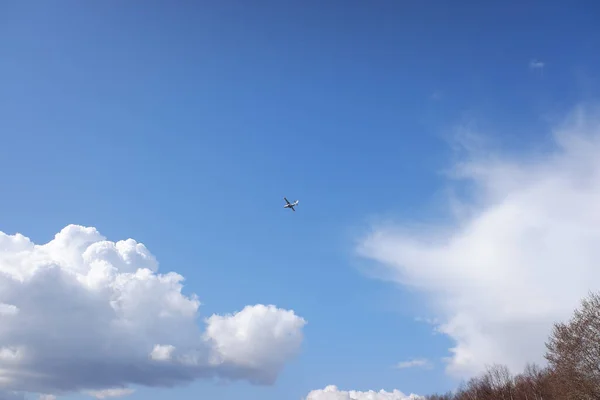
left=394, top=358, right=432, bottom=369
left=414, top=316, right=440, bottom=325
left=358, top=104, right=600, bottom=379
left=86, top=388, right=134, bottom=399
left=529, top=59, right=545, bottom=71
left=431, top=91, right=443, bottom=101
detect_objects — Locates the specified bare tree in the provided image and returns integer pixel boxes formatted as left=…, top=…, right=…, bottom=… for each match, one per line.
left=545, top=291, right=600, bottom=399
left=486, top=364, right=515, bottom=400
left=424, top=393, right=454, bottom=400
left=423, top=291, right=600, bottom=400
left=426, top=364, right=558, bottom=400
left=513, top=363, right=558, bottom=400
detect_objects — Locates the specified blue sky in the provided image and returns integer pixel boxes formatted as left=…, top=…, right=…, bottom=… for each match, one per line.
left=2, top=1, right=600, bottom=400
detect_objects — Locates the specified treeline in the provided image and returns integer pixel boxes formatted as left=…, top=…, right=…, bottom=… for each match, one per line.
left=425, top=291, right=600, bottom=400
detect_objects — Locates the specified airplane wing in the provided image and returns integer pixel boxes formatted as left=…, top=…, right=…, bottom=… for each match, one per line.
left=290, top=205, right=295, bottom=211
left=284, top=197, right=291, bottom=205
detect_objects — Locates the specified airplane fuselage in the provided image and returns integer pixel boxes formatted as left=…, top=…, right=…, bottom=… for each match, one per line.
left=283, top=197, right=299, bottom=211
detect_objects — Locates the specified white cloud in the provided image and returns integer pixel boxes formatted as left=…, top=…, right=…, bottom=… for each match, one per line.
left=0, top=391, right=24, bottom=400
left=431, top=91, right=443, bottom=101
left=305, top=385, right=424, bottom=400
left=0, top=225, right=306, bottom=397
left=358, top=104, right=600, bottom=379
left=85, top=388, right=134, bottom=399
left=394, top=358, right=432, bottom=369
left=39, top=395, right=56, bottom=400
left=529, top=59, right=544, bottom=69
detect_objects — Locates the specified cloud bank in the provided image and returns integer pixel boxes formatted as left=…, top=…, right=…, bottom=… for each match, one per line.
left=305, top=385, right=423, bottom=400
left=358, top=105, right=600, bottom=378
left=0, top=225, right=306, bottom=397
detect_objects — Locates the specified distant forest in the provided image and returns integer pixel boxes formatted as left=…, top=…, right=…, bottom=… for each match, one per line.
left=425, top=291, right=600, bottom=400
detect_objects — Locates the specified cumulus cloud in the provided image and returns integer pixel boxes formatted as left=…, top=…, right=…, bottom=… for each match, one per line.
left=394, top=358, right=432, bottom=369
left=0, top=225, right=306, bottom=397
left=305, top=385, right=423, bottom=400
left=358, top=104, right=600, bottom=378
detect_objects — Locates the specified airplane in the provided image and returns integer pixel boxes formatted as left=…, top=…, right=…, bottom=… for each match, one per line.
left=283, top=197, right=299, bottom=212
